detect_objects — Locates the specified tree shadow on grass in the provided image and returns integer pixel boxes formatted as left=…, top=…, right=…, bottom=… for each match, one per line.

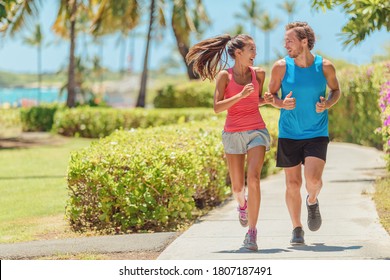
left=0, top=175, right=65, bottom=180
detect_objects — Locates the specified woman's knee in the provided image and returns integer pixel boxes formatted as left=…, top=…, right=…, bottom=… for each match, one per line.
left=231, top=182, right=245, bottom=193
left=246, top=172, right=260, bottom=189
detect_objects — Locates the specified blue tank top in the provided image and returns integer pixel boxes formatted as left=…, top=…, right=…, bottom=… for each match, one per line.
left=279, top=55, right=328, bottom=139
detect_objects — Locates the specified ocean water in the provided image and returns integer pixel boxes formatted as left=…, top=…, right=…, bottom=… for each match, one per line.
left=0, top=87, right=67, bottom=107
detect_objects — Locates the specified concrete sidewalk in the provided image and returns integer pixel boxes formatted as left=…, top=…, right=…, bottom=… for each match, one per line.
left=1, top=142, right=389, bottom=260
left=158, top=142, right=390, bottom=260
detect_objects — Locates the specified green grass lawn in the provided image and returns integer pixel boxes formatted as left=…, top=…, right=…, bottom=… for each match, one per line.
left=0, top=137, right=93, bottom=243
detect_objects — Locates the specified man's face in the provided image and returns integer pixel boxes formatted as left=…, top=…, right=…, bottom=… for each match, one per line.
left=284, top=29, right=304, bottom=58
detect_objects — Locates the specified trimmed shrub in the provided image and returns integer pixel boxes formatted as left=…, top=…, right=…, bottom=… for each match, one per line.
left=0, top=108, right=21, bottom=129
left=53, top=107, right=223, bottom=138
left=153, top=80, right=215, bottom=108
left=66, top=108, right=279, bottom=233
left=66, top=119, right=227, bottom=233
left=20, top=104, right=60, bottom=132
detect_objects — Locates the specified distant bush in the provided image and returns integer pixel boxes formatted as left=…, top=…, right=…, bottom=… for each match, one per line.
left=0, top=109, right=22, bottom=138
left=0, top=109, right=21, bottom=129
left=53, top=107, right=223, bottom=138
left=20, top=104, right=60, bottom=132
left=153, top=80, right=215, bottom=108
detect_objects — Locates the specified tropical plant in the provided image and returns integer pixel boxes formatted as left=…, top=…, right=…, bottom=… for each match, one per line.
left=0, top=0, right=38, bottom=34
left=258, top=12, right=280, bottom=66
left=137, top=0, right=162, bottom=107
left=171, top=0, right=210, bottom=80
left=22, top=22, right=43, bottom=103
left=235, top=0, right=263, bottom=44
left=278, top=0, right=298, bottom=23
left=312, top=0, right=390, bottom=47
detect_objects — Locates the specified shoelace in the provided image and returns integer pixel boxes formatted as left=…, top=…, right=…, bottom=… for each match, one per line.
left=308, top=204, right=318, bottom=219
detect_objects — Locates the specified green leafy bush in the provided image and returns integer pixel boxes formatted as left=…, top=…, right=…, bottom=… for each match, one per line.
left=0, top=108, right=21, bottom=129
left=20, top=104, right=60, bottom=132
left=66, top=108, right=279, bottom=233
left=153, top=80, right=215, bottom=108
left=53, top=107, right=222, bottom=138
left=66, top=119, right=226, bottom=233
left=329, top=62, right=388, bottom=149
left=376, top=63, right=390, bottom=169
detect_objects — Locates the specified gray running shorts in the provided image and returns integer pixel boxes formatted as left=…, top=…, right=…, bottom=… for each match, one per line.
left=222, top=128, right=271, bottom=154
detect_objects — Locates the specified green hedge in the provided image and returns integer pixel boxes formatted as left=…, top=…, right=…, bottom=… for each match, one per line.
left=66, top=108, right=279, bottom=233
left=328, top=62, right=388, bottom=149
left=0, top=109, right=22, bottom=138
left=53, top=107, right=223, bottom=138
left=20, top=104, right=60, bottom=132
left=153, top=80, right=215, bottom=108
left=0, top=109, right=21, bottom=129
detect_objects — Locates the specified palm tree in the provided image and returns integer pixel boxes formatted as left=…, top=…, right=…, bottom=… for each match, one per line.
left=0, top=0, right=39, bottom=34
left=90, top=0, right=142, bottom=104
left=3, top=0, right=100, bottom=108
left=51, top=0, right=82, bottom=108
left=258, top=13, right=280, bottom=66
left=235, top=0, right=263, bottom=44
left=136, top=0, right=160, bottom=108
left=278, top=0, right=298, bottom=23
left=171, top=0, right=210, bottom=80
left=23, top=22, right=43, bottom=104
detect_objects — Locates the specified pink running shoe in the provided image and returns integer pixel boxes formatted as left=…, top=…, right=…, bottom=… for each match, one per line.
left=243, top=229, right=258, bottom=251
left=237, top=201, right=248, bottom=227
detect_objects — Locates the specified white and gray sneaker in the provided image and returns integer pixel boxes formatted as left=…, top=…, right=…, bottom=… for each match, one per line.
left=306, top=195, right=322, bottom=231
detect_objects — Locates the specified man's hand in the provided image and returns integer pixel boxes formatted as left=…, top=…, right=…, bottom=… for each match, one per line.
left=283, top=91, right=296, bottom=110
left=316, top=96, right=327, bottom=113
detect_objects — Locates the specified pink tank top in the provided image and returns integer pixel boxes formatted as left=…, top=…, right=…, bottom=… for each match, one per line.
left=224, top=67, right=266, bottom=132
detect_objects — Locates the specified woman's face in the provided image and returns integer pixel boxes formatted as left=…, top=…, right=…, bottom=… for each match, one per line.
left=237, top=40, right=257, bottom=66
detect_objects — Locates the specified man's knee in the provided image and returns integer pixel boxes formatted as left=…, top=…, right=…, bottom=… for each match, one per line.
left=286, top=178, right=302, bottom=190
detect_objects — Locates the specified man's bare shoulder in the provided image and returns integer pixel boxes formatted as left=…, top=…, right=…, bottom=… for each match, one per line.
left=322, top=58, right=336, bottom=73
left=271, top=59, right=286, bottom=77
left=272, top=59, right=286, bottom=70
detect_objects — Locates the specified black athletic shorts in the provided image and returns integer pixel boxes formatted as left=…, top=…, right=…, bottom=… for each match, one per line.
left=276, top=137, right=330, bottom=167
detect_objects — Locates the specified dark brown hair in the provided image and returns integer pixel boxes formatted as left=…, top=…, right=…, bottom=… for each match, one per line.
left=286, top=22, right=316, bottom=50
left=186, top=34, right=253, bottom=81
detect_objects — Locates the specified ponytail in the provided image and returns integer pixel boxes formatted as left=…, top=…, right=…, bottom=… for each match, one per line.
left=186, top=34, right=231, bottom=81
left=186, top=33, right=254, bottom=81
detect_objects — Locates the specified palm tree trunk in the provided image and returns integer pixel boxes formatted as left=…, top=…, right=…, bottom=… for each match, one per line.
left=171, top=26, right=199, bottom=80
left=37, top=43, right=42, bottom=104
left=136, top=0, right=155, bottom=108
left=67, top=0, right=78, bottom=108
left=265, top=32, right=270, bottom=66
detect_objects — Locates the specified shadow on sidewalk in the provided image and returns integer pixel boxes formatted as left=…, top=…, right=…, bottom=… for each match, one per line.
left=288, top=243, right=362, bottom=252
left=214, top=243, right=362, bottom=255
left=214, top=248, right=292, bottom=254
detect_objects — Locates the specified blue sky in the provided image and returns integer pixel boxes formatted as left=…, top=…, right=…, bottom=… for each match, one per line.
left=0, top=0, right=389, bottom=74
